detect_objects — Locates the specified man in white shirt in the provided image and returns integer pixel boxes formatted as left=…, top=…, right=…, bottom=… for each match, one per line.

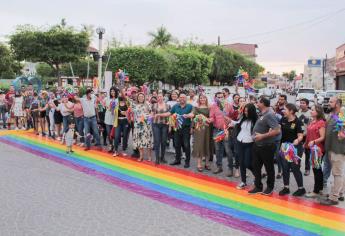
left=80, top=89, right=101, bottom=151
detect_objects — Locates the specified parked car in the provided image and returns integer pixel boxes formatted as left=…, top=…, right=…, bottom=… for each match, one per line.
left=259, top=88, right=274, bottom=99
left=296, top=88, right=316, bottom=107
left=322, top=90, right=345, bottom=113
left=317, top=91, right=326, bottom=105
left=276, top=89, right=283, bottom=95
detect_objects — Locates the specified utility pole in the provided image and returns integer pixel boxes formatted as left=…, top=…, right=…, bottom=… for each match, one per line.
left=322, top=54, right=327, bottom=91
left=96, top=27, right=105, bottom=90
left=217, top=36, right=220, bottom=46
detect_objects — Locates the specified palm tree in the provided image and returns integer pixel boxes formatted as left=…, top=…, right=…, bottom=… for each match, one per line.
left=148, top=26, right=175, bottom=48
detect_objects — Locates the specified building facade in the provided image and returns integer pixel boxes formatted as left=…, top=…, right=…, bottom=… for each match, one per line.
left=325, top=56, right=336, bottom=90
left=336, top=43, right=345, bottom=90
left=303, top=58, right=323, bottom=89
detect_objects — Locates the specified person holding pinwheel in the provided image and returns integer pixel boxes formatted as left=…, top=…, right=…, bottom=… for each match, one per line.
left=163, top=92, right=193, bottom=168
left=320, top=97, right=345, bottom=206
left=278, top=103, right=306, bottom=197
left=304, top=105, right=326, bottom=199
left=209, top=91, right=234, bottom=176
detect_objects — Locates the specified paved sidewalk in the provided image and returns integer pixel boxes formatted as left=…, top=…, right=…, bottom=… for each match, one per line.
left=0, top=142, right=247, bottom=236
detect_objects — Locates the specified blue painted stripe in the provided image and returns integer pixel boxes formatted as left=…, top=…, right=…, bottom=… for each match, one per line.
left=2, top=136, right=317, bottom=236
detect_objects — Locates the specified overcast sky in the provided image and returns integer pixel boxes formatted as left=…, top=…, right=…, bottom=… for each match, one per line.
left=1, top=0, right=345, bottom=74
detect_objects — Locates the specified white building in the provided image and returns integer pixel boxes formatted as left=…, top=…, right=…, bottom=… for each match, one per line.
left=303, top=58, right=323, bottom=89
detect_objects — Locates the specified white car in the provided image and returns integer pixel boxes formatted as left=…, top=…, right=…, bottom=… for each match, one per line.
left=276, top=89, right=283, bottom=95
left=296, top=88, right=316, bottom=107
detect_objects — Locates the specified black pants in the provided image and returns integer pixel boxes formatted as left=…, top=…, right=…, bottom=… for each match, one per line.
left=152, top=123, right=169, bottom=162
left=174, top=126, right=191, bottom=164
left=252, top=143, right=276, bottom=190
left=305, top=149, right=324, bottom=193
left=237, top=141, right=254, bottom=184
left=281, top=144, right=304, bottom=188
left=45, top=115, right=51, bottom=136
left=304, top=147, right=311, bottom=171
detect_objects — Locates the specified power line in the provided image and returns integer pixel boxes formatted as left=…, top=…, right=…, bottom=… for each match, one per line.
left=221, top=7, right=345, bottom=43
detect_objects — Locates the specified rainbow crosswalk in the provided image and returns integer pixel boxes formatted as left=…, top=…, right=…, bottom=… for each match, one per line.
left=0, top=130, right=345, bottom=236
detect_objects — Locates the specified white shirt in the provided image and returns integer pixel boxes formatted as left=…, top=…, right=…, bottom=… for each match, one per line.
left=58, top=101, right=73, bottom=117
left=81, top=98, right=96, bottom=117
left=104, top=97, right=117, bottom=125
left=236, top=120, right=254, bottom=143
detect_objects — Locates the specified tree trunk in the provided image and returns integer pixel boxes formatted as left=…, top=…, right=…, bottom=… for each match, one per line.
left=55, top=64, right=61, bottom=87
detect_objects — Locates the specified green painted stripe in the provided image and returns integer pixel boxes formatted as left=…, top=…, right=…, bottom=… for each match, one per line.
left=9, top=134, right=344, bottom=235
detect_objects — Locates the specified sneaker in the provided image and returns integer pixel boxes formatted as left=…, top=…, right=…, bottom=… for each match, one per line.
left=293, top=188, right=306, bottom=197
left=305, top=192, right=320, bottom=198
left=279, top=187, right=290, bottom=196
left=236, top=182, right=247, bottom=190
left=339, top=196, right=344, bottom=201
left=15, top=127, right=19, bottom=130
left=213, top=167, right=223, bottom=174
left=262, top=188, right=273, bottom=196
left=21, top=127, right=26, bottom=130
left=320, top=198, right=338, bottom=206
left=248, top=187, right=263, bottom=194
left=276, top=173, right=282, bottom=179
left=304, top=170, right=310, bottom=176
left=234, top=168, right=240, bottom=178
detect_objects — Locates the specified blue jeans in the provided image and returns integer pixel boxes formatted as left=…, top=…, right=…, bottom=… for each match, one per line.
left=237, top=141, right=253, bottom=183
left=323, top=153, right=332, bottom=186
left=75, top=116, right=84, bottom=142
left=152, top=123, right=168, bottom=162
left=274, top=140, right=283, bottom=173
left=62, top=115, right=70, bottom=133
left=214, top=129, right=233, bottom=169
left=0, top=105, right=6, bottom=127
left=83, top=116, right=100, bottom=147
left=114, top=119, right=129, bottom=151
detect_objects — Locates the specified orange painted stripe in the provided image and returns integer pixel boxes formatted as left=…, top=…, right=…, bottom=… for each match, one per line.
left=21, top=132, right=345, bottom=223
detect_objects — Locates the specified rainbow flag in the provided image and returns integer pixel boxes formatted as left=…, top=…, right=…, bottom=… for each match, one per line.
left=0, top=131, right=345, bottom=236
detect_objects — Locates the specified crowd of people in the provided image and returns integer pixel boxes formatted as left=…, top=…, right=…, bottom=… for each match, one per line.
left=0, top=83, right=344, bottom=206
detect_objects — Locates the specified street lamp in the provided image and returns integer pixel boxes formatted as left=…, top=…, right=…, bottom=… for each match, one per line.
left=96, top=27, right=105, bottom=90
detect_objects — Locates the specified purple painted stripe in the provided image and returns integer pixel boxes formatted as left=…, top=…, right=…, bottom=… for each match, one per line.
left=0, top=138, right=286, bottom=236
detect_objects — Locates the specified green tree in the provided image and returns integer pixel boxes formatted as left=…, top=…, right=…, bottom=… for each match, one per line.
left=148, top=26, right=176, bottom=48
left=283, top=70, right=297, bottom=82
left=9, top=21, right=90, bottom=85
left=200, top=45, right=264, bottom=85
left=0, top=43, right=21, bottom=79
left=106, top=47, right=169, bottom=85
left=161, top=48, right=212, bottom=88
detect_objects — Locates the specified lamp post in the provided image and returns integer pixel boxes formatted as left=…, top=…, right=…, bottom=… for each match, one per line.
left=96, top=27, right=105, bottom=90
